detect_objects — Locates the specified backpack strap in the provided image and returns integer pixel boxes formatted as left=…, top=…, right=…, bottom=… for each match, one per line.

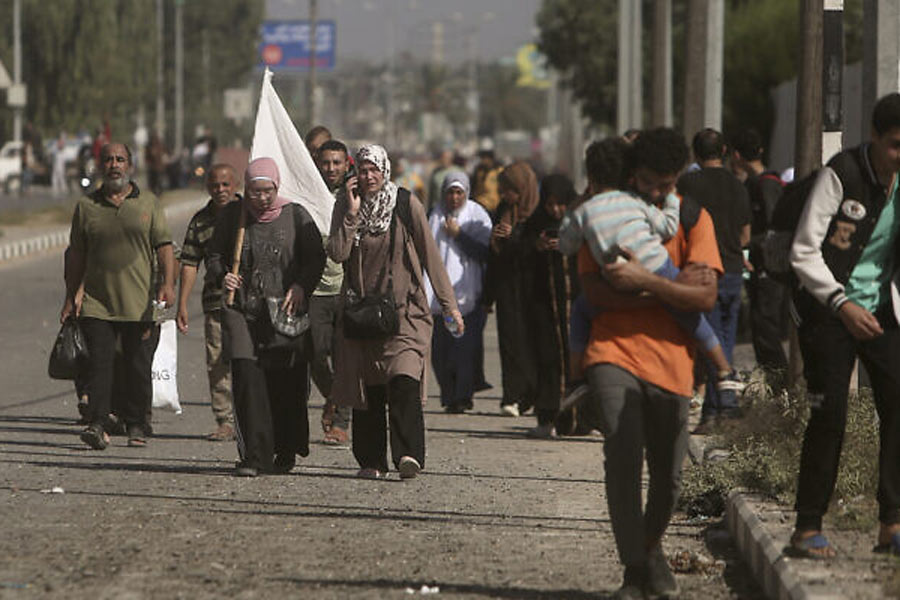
left=679, top=194, right=702, bottom=235
left=394, top=187, right=413, bottom=234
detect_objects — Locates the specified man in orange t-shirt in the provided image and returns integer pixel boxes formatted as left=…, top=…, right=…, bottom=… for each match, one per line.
left=579, top=128, right=722, bottom=598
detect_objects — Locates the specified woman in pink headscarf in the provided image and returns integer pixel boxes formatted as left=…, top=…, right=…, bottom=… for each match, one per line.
left=206, top=157, right=326, bottom=477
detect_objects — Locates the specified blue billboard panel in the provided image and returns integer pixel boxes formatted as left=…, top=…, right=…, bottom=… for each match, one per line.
left=258, top=20, right=336, bottom=72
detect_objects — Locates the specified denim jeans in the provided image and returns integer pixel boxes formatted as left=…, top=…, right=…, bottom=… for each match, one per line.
left=702, top=271, right=743, bottom=417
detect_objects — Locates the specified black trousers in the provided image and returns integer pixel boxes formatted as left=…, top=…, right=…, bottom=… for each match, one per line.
left=308, top=294, right=351, bottom=430
left=747, top=273, right=789, bottom=390
left=494, top=284, right=537, bottom=407
left=232, top=356, right=310, bottom=472
left=352, top=375, right=424, bottom=472
left=80, top=318, right=159, bottom=429
left=795, top=300, right=900, bottom=530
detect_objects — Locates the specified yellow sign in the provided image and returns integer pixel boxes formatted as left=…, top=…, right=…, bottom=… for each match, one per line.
left=516, top=43, right=550, bottom=89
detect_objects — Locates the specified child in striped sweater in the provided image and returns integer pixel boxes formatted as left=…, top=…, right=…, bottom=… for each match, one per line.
left=558, top=138, right=742, bottom=401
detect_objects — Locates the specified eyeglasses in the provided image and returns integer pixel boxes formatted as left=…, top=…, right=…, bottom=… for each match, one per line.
left=247, top=186, right=276, bottom=198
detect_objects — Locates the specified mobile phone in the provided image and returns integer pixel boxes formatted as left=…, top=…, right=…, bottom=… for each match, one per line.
left=341, top=161, right=357, bottom=187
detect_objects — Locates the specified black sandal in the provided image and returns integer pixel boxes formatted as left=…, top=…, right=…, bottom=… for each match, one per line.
left=80, top=424, right=108, bottom=450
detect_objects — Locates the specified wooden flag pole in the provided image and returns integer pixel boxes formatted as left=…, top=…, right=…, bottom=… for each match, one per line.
left=226, top=207, right=247, bottom=306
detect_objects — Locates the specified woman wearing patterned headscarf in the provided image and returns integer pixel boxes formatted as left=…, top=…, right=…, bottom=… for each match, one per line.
left=328, top=145, right=462, bottom=480
left=486, top=161, right=541, bottom=417
left=425, top=170, right=493, bottom=413
left=206, top=157, right=326, bottom=477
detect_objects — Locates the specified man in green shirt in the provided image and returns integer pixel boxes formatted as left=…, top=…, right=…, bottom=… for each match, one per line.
left=177, top=164, right=238, bottom=442
left=61, top=142, right=176, bottom=450
left=314, top=139, right=350, bottom=445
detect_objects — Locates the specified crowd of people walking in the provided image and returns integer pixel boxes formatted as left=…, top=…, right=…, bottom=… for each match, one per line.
left=56, top=92, right=900, bottom=598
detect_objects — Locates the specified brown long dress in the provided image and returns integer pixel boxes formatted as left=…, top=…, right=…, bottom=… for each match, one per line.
left=327, top=190, right=458, bottom=408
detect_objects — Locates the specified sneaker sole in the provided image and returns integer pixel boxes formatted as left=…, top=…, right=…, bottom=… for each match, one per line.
left=398, top=459, right=421, bottom=480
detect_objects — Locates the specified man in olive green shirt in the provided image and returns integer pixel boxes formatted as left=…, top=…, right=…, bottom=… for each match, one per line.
left=61, top=142, right=176, bottom=450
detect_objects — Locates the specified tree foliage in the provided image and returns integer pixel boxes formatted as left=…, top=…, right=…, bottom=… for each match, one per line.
left=535, top=0, right=617, bottom=126
left=0, top=0, right=263, bottom=145
left=537, top=0, right=864, bottom=146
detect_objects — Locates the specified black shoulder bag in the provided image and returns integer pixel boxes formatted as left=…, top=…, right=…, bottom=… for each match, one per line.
left=342, top=191, right=411, bottom=339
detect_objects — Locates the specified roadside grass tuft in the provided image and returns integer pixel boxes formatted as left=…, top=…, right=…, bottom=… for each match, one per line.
left=679, top=371, right=880, bottom=530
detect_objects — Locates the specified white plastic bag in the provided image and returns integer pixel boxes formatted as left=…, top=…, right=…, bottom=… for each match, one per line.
left=152, top=320, right=181, bottom=413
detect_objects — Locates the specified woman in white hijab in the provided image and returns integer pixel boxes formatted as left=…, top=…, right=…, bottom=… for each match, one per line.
left=426, top=171, right=493, bottom=413
left=328, top=145, right=463, bottom=480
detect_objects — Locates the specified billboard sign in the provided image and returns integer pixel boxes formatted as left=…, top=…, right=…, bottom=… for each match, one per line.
left=258, top=20, right=336, bottom=72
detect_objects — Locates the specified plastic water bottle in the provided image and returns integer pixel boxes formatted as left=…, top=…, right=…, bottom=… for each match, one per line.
left=444, top=314, right=463, bottom=338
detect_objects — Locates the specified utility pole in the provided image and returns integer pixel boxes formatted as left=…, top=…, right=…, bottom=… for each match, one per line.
left=617, top=0, right=642, bottom=134
left=12, top=0, right=22, bottom=143
left=174, top=0, right=184, bottom=153
left=705, top=0, right=724, bottom=130
left=651, top=0, right=673, bottom=127
left=682, top=0, right=723, bottom=137
left=386, top=6, right=396, bottom=148
left=861, top=0, right=900, bottom=133
left=432, top=21, right=444, bottom=66
left=790, top=0, right=841, bottom=390
left=308, top=0, right=318, bottom=127
left=795, top=0, right=824, bottom=180
left=155, top=0, right=165, bottom=139
left=682, top=0, right=707, bottom=139
left=822, top=0, right=843, bottom=163
left=466, top=31, right=479, bottom=146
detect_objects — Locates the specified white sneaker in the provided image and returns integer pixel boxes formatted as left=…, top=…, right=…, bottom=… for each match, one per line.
left=398, top=455, right=421, bottom=480
left=716, top=371, right=746, bottom=392
left=500, top=404, right=520, bottom=417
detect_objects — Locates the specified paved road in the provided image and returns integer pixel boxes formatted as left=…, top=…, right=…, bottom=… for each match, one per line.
left=0, top=217, right=764, bottom=599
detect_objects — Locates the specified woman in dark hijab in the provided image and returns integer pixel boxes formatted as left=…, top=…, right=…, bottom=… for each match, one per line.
left=521, top=173, right=579, bottom=437
left=486, top=161, right=541, bottom=417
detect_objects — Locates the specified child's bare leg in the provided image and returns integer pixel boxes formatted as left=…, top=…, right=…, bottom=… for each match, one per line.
left=704, top=343, right=732, bottom=377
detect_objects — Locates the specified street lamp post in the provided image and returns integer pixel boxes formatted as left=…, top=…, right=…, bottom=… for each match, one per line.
left=13, top=0, right=22, bottom=143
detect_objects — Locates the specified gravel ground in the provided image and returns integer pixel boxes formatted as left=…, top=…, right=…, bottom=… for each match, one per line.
left=0, top=210, right=766, bottom=600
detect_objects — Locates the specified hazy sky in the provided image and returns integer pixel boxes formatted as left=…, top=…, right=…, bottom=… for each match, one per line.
left=266, top=0, right=543, bottom=66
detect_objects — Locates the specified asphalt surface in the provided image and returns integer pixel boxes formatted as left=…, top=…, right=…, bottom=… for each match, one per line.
left=0, top=210, right=764, bottom=599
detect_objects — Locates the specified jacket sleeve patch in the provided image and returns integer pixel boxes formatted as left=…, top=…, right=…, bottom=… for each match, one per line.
left=840, top=199, right=866, bottom=220
left=828, top=221, right=856, bottom=250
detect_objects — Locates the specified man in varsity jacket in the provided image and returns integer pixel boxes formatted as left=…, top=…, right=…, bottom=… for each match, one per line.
left=788, top=92, right=900, bottom=559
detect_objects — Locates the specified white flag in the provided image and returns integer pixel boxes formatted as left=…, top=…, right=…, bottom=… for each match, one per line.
left=250, top=69, right=333, bottom=234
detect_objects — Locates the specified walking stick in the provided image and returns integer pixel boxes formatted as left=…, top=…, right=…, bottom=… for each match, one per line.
left=225, top=207, right=246, bottom=307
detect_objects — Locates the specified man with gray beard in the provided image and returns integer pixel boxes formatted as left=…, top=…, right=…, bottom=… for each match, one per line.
left=61, top=142, right=176, bottom=450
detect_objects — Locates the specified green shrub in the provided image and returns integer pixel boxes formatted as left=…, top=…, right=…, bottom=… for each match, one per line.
left=679, top=372, right=880, bottom=528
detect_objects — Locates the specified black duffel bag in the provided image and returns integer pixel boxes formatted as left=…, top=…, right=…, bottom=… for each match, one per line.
left=48, top=317, right=90, bottom=380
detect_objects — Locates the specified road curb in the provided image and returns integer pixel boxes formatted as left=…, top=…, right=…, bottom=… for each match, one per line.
left=725, top=490, right=823, bottom=600
left=0, top=201, right=198, bottom=263
left=689, top=430, right=824, bottom=600
left=0, top=228, right=70, bottom=261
